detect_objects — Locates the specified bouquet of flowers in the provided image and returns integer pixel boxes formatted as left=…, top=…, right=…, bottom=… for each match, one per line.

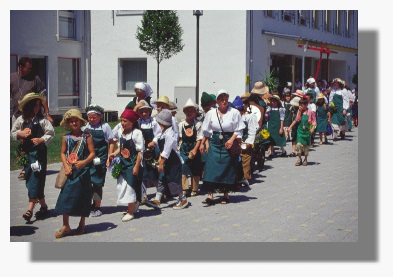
left=108, top=156, right=122, bottom=179
left=330, top=102, right=338, bottom=113
left=254, top=128, right=271, bottom=145
left=15, top=144, right=28, bottom=167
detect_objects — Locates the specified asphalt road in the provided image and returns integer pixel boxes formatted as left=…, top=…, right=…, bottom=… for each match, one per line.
left=10, top=127, right=358, bottom=242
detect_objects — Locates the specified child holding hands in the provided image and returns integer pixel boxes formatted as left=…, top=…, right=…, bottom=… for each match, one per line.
left=54, top=109, right=95, bottom=238
left=11, top=92, right=55, bottom=222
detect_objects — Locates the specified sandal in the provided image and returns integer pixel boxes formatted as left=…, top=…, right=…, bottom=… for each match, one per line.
left=202, top=198, right=215, bottom=206
left=302, top=160, right=308, bottom=166
left=55, top=227, right=72, bottom=239
left=35, top=205, right=48, bottom=219
left=18, top=170, right=25, bottom=180
left=74, top=225, right=85, bottom=236
left=22, top=210, right=33, bottom=221
left=220, top=197, right=229, bottom=204
left=288, top=152, right=296, bottom=157
left=319, top=141, right=323, bottom=145
left=295, top=159, right=302, bottom=166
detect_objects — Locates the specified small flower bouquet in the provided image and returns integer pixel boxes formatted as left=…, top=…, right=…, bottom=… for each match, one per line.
left=108, top=156, right=122, bottom=179
left=330, top=102, right=337, bottom=113
left=15, top=144, right=28, bottom=166
left=255, top=128, right=271, bottom=145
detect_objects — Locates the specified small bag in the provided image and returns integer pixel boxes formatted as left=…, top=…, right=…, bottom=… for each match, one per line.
left=55, top=165, right=67, bottom=189
left=228, top=138, right=242, bottom=157
left=326, top=124, right=333, bottom=136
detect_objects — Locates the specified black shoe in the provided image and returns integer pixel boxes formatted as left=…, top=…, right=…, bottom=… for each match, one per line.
left=35, top=205, right=49, bottom=219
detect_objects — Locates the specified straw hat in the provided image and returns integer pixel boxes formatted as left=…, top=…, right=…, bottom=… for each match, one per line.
left=183, top=98, right=198, bottom=112
left=18, top=92, right=46, bottom=111
left=316, top=93, right=325, bottom=100
left=269, top=94, right=282, bottom=107
left=290, top=96, right=301, bottom=107
left=251, top=81, right=269, bottom=95
left=156, top=96, right=170, bottom=105
left=292, top=89, right=305, bottom=98
left=241, top=92, right=251, bottom=99
left=60, top=109, right=87, bottom=130
left=137, top=100, right=152, bottom=110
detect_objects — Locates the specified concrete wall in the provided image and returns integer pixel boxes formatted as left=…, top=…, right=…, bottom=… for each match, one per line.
left=90, top=10, right=247, bottom=112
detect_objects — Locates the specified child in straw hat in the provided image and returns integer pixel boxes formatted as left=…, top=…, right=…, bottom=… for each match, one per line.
left=178, top=98, right=203, bottom=196
left=85, top=104, right=115, bottom=217
left=107, top=109, right=144, bottom=222
left=54, top=109, right=95, bottom=238
left=11, top=92, right=55, bottom=222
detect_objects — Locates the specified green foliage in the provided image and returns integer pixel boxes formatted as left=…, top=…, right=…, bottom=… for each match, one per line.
left=260, top=69, right=280, bottom=92
left=136, top=10, right=184, bottom=64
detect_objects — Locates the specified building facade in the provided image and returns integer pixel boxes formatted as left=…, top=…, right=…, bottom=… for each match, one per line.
left=10, top=10, right=358, bottom=120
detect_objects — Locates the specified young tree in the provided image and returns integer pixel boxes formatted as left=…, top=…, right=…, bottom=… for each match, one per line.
left=136, top=10, right=184, bottom=98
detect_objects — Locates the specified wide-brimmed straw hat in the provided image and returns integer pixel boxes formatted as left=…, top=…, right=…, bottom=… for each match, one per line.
left=183, top=98, right=198, bottom=112
left=241, top=92, right=251, bottom=99
left=156, top=96, right=170, bottom=105
left=290, top=96, right=301, bottom=107
left=251, top=81, right=269, bottom=95
left=292, top=90, right=305, bottom=98
left=316, top=93, right=325, bottom=100
left=18, top=92, right=46, bottom=111
left=60, top=109, right=87, bottom=130
left=269, top=94, right=282, bottom=106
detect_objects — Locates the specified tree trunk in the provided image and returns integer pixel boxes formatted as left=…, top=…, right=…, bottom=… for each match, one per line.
left=157, top=60, right=160, bottom=98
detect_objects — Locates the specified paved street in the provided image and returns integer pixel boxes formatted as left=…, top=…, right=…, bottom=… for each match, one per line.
left=10, top=127, right=358, bottom=242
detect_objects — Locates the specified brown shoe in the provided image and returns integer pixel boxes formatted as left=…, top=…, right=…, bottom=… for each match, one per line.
left=302, top=160, right=308, bottom=166
left=18, top=170, right=25, bottom=180
left=295, top=159, right=302, bottom=166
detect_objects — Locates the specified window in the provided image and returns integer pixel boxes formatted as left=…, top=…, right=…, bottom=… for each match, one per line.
left=59, top=10, right=76, bottom=39
left=58, top=58, right=80, bottom=108
left=324, top=10, right=333, bottom=33
left=346, top=10, right=354, bottom=38
left=265, top=10, right=276, bottom=19
left=312, top=10, right=320, bottom=30
left=298, top=10, right=310, bottom=27
left=282, top=10, right=295, bottom=23
left=118, top=58, right=147, bottom=93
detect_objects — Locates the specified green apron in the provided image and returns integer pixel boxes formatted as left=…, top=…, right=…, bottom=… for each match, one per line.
left=331, top=93, right=345, bottom=126
left=55, top=135, right=92, bottom=217
left=180, top=122, right=202, bottom=177
left=283, top=103, right=292, bottom=127
left=140, top=125, right=159, bottom=181
left=297, top=114, right=311, bottom=145
left=316, top=106, right=328, bottom=133
left=267, top=108, right=286, bottom=147
left=22, top=117, right=47, bottom=199
left=307, top=89, right=317, bottom=103
left=118, top=132, right=143, bottom=202
left=258, top=100, right=268, bottom=129
left=89, top=124, right=108, bottom=186
left=202, top=131, right=238, bottom=187
left=242, top=120, right=249, bottom=142
left=158, top=135, right=182, bottom=195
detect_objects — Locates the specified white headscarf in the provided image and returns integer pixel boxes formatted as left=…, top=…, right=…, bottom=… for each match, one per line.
left=134, top=82, right=154, bottom=98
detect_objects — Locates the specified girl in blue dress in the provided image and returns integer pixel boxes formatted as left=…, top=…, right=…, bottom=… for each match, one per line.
left=11, top=92, right=55, bottom=222
left=55, top=109, right=95, bottom=238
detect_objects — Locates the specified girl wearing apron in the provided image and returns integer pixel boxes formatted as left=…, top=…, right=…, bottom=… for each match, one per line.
left=266, top=95, right=287, bottom=157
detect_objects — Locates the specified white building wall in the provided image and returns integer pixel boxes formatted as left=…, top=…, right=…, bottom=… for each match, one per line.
left=90, top=10, right=247, bottom=112
left=10, top=10, right=89, bottom=113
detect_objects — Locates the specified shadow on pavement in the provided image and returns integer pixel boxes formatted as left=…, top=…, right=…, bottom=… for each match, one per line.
left=10, top=225, right=39, bottom=236
left=46, top=169, right=60, bottom=175
left=84, top=222, right=117, bottom=235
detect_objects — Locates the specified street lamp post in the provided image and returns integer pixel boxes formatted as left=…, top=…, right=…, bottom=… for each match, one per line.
left=193, top=10, right=203, bottom=104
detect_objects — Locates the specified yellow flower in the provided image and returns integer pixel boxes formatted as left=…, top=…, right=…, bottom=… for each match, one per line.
left=261, top=129, right=270, bottom=140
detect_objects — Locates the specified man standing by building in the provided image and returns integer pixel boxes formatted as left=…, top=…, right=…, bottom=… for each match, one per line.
left=10, top=57, right=53, bottom=126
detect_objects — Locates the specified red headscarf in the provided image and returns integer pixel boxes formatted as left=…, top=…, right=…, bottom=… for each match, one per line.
left=121, top=109, right=140, bottom=123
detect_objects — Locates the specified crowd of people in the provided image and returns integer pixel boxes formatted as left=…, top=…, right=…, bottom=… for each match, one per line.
left=11, top=57, right=358, bottom=239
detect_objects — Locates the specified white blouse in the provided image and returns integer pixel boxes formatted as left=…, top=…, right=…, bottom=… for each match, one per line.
left=201, top=107, right=245, bottom=138
left=11, top=116, right=55, bottom=145
left=178, top=119, right=203, bottom=141
left=85, top=122, right=114, bottom=142
left=158, top=127, right=183, bottom=163
left=113, top=128, right=144, bottom=152
left=242, top=112, right=258, bottom=145
left=138, top=117, right=162, bottom=139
